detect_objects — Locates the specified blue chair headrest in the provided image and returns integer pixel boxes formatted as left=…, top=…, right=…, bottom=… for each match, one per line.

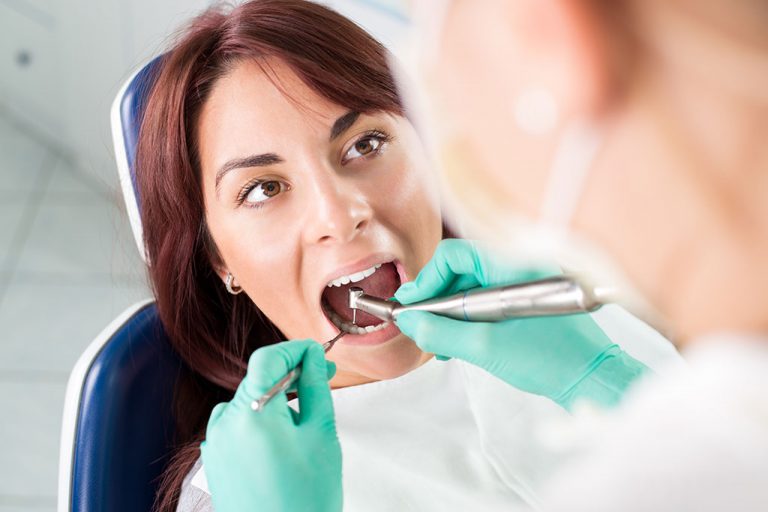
left=111, top=56, right=165, bottom=262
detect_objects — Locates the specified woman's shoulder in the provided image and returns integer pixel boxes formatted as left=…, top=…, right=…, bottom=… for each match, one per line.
left=176, top=458, right=214, bottom=512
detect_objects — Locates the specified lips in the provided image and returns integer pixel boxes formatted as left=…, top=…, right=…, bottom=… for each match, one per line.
left=319, top=258, right=406, bottom=344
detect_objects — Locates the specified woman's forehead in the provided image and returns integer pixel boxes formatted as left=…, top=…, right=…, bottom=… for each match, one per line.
left=202, top=58, right=346, bottom=135
left=197, top=59, right=353, bottom=175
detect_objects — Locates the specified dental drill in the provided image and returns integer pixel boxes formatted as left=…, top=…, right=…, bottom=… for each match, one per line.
left=251, top=276, right=613, bottom=412
left=348, top=276, right=616, bottom=323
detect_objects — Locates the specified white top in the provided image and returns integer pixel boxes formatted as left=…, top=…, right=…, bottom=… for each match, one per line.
left=180, top=305, right=682, bottom=511
left=541, top=334, right=768, bottom=512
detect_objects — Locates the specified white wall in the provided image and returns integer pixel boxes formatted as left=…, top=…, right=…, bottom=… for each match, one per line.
left=0, top=1, right=65, bottom=146
left=0, top=0, right=409, bottom=189
left=0, top=0, right=215, bottom=187
left=57, top=0, right=216, bottom=187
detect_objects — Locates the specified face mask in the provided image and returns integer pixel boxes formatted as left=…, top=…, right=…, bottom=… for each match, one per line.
left=436, top=121, right=668, bottom=334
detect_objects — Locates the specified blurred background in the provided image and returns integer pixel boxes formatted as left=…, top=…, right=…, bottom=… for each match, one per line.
left=0, top=1, right=405, bottom=510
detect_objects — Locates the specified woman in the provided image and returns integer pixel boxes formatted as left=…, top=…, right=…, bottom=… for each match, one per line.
left=136, top=1, right=441, bottom=508
left=135, top=1, right=677, bottom=510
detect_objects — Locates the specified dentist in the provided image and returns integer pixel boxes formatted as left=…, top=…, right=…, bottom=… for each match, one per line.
left=396, top=0, right=768, bottom=510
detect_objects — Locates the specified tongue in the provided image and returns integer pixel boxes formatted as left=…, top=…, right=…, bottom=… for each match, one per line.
left=323, top=262, right=400, bottom=327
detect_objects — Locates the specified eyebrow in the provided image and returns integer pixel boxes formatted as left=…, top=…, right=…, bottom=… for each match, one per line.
left=330, top=111, right=360, bottom=141
left=215, top=153, right=283, bottom=192
left=214, top=111, right=361, bottom=193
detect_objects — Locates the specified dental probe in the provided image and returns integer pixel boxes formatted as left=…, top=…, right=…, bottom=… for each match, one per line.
left=348, top=276, right=616, bottom=323
left=251, top=331, right=345, bottom=412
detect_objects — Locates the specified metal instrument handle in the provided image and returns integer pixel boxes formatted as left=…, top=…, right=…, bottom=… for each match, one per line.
left=250, top=332, right=344, bottom=413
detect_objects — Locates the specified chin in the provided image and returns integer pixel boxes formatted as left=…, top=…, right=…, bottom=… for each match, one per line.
left=333, top=333, right=432, bottom=382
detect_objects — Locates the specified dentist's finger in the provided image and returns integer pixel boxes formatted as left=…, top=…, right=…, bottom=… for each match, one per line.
left=205, top=402, right=229, bottom=436
left=297, top=343, right=337, bottom=427
left=396, top=239, right=482, bottom=304
left=395, top=310, right=483, bottom=361
left=233, top=340, right=317, bottom=411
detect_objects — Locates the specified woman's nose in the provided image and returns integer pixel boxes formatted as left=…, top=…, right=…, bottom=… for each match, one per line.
left=302, top=176, right=373, bottom=246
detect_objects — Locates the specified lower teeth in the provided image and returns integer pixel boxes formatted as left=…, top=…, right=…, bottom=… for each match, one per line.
left=324, top=305, right=389, bottom=335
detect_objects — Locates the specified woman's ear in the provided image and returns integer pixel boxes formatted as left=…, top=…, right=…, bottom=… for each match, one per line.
left=213, top=261, right=232, bottom=287
left=207, top=246, right=229, bottom=285
left=218, top=267, right=244, bottom=296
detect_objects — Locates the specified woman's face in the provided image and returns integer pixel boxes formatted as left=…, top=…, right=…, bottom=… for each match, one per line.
left=197, top=59, right=443, bottom=386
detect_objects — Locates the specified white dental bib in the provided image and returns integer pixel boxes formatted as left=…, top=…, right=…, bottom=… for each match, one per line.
left=184, top=306, right=682, bottom=512
left=313, top=357, right=560, bottom=510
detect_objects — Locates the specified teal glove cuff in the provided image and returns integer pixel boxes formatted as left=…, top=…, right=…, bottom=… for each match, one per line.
left=555, top=346, right=649, bottom=411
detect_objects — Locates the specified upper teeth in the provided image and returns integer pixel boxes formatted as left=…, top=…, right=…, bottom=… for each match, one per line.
left=326, top=263, right=382, bottom=287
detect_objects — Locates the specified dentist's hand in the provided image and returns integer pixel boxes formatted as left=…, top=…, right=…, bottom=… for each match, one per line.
left=396, top=239, right=647, bottom=410
left=201, top=340, right=342, bottom=512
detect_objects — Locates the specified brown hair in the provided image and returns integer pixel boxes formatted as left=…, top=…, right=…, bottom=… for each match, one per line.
left=134, top=1, right=403, bottom=510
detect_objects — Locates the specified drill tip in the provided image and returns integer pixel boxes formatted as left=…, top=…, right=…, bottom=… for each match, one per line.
left=348, top=287, right=365, bottom=309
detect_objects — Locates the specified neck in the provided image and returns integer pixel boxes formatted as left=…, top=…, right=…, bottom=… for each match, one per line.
left=330, top=370, right=379, bottom=389
left=329, top=351, right=435, bottom=389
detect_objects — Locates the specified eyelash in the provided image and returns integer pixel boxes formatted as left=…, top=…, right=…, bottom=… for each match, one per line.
left=236, top=178, right=283, bottom=208
left=235, top=129, right=394, bottom=208
left=341, top=130, right=393, bottom=165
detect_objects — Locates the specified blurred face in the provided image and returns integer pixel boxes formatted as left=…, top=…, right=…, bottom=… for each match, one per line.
left=410, top=0, right=768, bottom=340
left=197, top=59, right=443, bottom=386
left=411, top=0, right=568, bottom=228
left=410, top=0, right=672, bottom=329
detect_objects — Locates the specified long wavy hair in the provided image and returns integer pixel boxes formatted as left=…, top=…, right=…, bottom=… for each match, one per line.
left=134, top=1, right=404, bottom=510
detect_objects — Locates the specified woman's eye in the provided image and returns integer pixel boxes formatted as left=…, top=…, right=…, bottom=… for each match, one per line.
left=353, top=138, right=380, bottom=156
left=243, top=180, right=285, bottom=205
left=342, top=132, right=390, bottom=163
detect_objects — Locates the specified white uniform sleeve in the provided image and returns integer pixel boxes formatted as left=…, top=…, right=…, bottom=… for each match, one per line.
left=540, top=340, right=768, bottom=512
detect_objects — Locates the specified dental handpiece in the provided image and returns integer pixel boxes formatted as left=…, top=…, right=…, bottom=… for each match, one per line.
left=348, top=276, right=616, bottom=323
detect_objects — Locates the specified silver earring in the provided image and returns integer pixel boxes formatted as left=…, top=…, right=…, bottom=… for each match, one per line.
left=513, top=87, right=559, bottom=135
left=225, top=273, right=243, bottom=295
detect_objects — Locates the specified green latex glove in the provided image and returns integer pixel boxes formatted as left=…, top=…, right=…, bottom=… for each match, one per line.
left=396, top=239, right=647, bottom=410
left=201, top=340, right=342, bottom=512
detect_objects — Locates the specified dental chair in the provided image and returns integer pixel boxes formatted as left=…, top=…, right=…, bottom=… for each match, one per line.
left=57, top=56, right=182, bottom=512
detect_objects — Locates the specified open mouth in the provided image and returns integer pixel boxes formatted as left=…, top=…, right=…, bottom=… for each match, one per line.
left=321, top=261, right=402, bottom=335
